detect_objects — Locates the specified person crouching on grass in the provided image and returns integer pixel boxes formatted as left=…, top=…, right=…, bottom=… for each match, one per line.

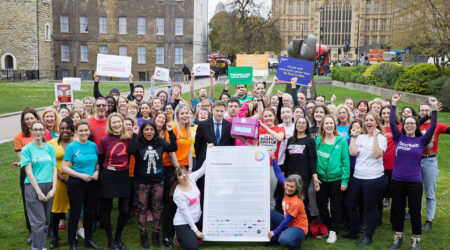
left=268, top=149, right=308, bottom=249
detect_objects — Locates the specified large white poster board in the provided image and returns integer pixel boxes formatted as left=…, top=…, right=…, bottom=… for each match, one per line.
left=203, top=146, right=270, bottom=242
left=153, top=67, right=170, bottom=81
left=193, top=63, right=211, bottom=76
left=63, top=77, right=81, bottom=91
left=96, top=54, right=132, bottom=78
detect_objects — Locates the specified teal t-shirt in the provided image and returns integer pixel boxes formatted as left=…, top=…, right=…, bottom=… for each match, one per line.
left=21, top=143, right=56, bottom=184
left=49, top=129, right=59, bottom=139
left=316, top=142, right=333, bottom=173
left=63, top=140, right=98, bottom=175
left=337, top=125, right=350, bottom=140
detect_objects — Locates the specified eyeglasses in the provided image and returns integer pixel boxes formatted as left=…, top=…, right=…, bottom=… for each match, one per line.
left=32, top=128, right=45, bottom=133
left=237, top=86, right=246, bottom=89
left=419, top=109, right=430, bottom=112
left=96, top=104, right=107, bottom=108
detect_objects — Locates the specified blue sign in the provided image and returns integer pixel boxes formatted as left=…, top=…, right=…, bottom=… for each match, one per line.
left=276, top=56, right=314, bottom=85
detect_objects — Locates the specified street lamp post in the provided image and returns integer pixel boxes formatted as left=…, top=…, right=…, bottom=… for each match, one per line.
left=357, top=14, right=361, bottom=65
left=318, top=6, right=323, bottom=75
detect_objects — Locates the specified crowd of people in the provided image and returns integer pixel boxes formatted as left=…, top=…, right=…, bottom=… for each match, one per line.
left=11, top=70, right=449, bottom=250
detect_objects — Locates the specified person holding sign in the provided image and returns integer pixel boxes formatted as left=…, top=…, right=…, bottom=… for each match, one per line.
left=190, top=70, right=215, bottom=109
left=93, top=72, right=132, bottom=98
left=268, top=149, right=308, bottom=249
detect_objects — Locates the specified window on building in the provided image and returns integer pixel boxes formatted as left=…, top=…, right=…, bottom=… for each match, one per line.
left=372, top=35, right=377, bottom=44
left=304, top=20, right=308, bottom=30
left=62, top=70, right=70, bottom=78
left=137, top=46, right=146, bottom=64
left=373, top=1, right=379, bottom=14
left=296, top=20, right=300, bottom=31
left=60, top=16, right=69, bottom=33
left=61, top=44, right=70, bottom=61
left=119, top=46, right=127, bottom=56
left=81, top=70, right=89, bottom=80
left=4, top=55, right=14, bottom=69
left=381, top=18, right=386, bottom=30
left=296, top=2, right=301, bottom=14
left=364, top=35, right=369, bottom=46
left=99, top=17, right=107, bottom=34
left=289, top=1, right=293, bottom=15
left=45, top=24, right=51, bottom=41
left=304, top=1, right=309, bottom=14
left=119, top=17, right=127, bottom=34
left=156, top=47, right=164, bottom=64
left=365, top=19, right=370, bottom=31
left=80, top=16, right=88, bottom=33
left=138, top=72, right=146, bottom=81
left=381, top=2, right=387, bottom=13
left=156, top=18, right=164, bottom=35
left=175, top=18, right=184, bottom=35
left=99, top=45, right=108, bottom=54
left=365, top=0, right=371, bottom=14
left=380, top=35, right=386, bottom=44
left=137, top=17, right=146, bottom=34
left=175, top=47, right=183, bottom=64
left=288, top=20, right=293, bottom=31
left=80, top=45, right=88, bottom=62
left=373, top=19, right=378, bottom=30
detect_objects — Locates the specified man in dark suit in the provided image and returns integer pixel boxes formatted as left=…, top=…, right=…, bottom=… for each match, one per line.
left=194, top=100, right=235, bottom=170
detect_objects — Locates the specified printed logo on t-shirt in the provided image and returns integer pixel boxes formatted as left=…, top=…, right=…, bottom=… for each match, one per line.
left=74, top=149, right=82, bottom=158
left=288, top=144, right=305, bottom=154
left=422, top=129, right=434, bottom=148
left=143, top=145, right=159, bottom=174
left=396, top=141, right=420, bottom=155
left=317, top=150, right=330, bottom=159
left=259, top=134, right=277, bottom=151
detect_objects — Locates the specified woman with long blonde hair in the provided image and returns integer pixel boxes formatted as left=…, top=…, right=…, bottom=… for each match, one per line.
left=42, top=108, right=61, bottom=138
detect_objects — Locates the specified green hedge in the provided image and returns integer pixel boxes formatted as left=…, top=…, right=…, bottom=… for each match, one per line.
left=331, top=65, right=368, bottom=84
left=393, top=64, right=450, bottom=94
left=363, top=62, right=403, bottom=88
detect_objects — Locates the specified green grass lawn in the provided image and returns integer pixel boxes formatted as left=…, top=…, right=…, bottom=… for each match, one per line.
left=1, top=85, right=449, bottom=249
left=0, top=81, right=161, bottom=115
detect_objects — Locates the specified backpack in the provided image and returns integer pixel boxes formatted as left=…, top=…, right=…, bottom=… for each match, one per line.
left=310, top=220, right=329, bottom=238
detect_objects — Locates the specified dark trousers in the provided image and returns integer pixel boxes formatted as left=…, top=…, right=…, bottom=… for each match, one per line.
left=67, top=177, right=98, bottom=244
left=174, top=223, right=201, bottom=250
left=383, top=170, right=393, bottom=198
left=345, top=176, right=385, bottom=239
left=50, top=212, right=65, bottom=239
left=162, top=165, right=177, bottom=237
left=100, top=197, right=129, bottom=242
left=270, top=210, right=306, bottom=248
left=316, top=180, right=342, bottom=232
left=20, top=167, right=31, bottom=232
left=390, top=180, right=423, bottom=235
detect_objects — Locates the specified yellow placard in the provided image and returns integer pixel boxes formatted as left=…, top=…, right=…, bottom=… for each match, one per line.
left=236, top=54, right=269, bottom=76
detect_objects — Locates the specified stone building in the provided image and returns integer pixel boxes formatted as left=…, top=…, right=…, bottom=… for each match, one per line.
left=0, top=0, right=54, bottom=79
left=273, top=0, right=394, bottom=61
left=52, top=0, right=208, bottom=81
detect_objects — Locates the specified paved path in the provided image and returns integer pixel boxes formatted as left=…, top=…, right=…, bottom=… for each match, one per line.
left=0, top=78, right=219, bottom=144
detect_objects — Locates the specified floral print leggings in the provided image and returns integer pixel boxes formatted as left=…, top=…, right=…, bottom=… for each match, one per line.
left=136, top=181, right=164, bottom=233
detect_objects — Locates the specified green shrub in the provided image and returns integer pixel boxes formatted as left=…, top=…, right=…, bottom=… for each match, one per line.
left=393, top=64, right=449, bottom=94
left=428, top=75, right=450, bottom=96
left=331, top=65, right=368, bottom=83
left=363, top=62, right=403, bottom=88
left=438, top=82, right=450, bottom=112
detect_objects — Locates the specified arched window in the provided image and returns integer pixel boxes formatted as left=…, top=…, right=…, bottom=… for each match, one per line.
left=1, top=53, right=16, bottom=70
left=45, top=23, right=51, bottom=41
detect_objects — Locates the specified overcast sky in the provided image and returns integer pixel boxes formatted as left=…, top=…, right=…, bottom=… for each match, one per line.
left=208, top=0, right=272, bottom=21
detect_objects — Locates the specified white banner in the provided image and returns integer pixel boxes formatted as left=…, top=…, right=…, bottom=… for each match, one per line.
left=153, top=67, right=170, bottom=81
left=96, top=54, right=132, bottom=78
left=203, top=146, right=270, bottom=242
left=63, top=77, right=81, bottom=91
left=193, top=63, right=211, bottom=76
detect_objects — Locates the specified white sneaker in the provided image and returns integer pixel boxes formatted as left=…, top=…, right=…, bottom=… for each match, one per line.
left=77, top=228, right=85, bottom=239
left=326, top=231, right=337, bottom=244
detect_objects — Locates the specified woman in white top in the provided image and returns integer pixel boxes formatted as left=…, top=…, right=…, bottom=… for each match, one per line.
left=345, top=111, right=387, bottom=246
left=171, top=161, right=206, bottom=250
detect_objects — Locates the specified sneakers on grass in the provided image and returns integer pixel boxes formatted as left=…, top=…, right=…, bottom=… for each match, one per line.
left=326, top=231, right=337, bottom=244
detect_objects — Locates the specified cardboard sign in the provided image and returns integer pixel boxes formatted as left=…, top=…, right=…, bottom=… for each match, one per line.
left=55, top=83, right=73, bottom=104
left=154, top=67, right=170, bottom=81
left=276, top=56, right=314, bottom=85
left=228, top=67, right=253, bottom=85
left=193, top=63, right=211, bottom=76
left=63, top=77, right=81, bottom=91
left=96, top=54, right=132, bottom=78
left=236, top=54, right=269, bottom=76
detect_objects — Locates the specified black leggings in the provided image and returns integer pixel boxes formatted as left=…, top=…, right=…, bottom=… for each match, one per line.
left=50, top=212, right=65, bottom=239
left=175, top=223, right=201, bottom=250
left=162, top=165, right=177, bottom=238
left=99, top=197, right=129, bottom=242
left=67, top=177, right=97, bottom=244
left=20, top=167, right=31, bottom=232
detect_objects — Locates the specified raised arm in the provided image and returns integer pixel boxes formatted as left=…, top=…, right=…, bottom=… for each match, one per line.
left=270, top=149, right=286, bottom=186
left=423, top=97, right=439, bottom=145
left=126, top=73, right=135, bottom=101
left=290, top=77, right=300, bottom=107
left=93, top=72, right=105, bottom=99
left=163, top=124, right=178, bottom=153
left=190, top=71, right=196, bottom=102
left=390, top=94, right=402, bottom=140
left=265, top=77, right=277, bottom=99
left=209, top=70, right=215, bottom=100
left=150, top=75, right=155, bottom=98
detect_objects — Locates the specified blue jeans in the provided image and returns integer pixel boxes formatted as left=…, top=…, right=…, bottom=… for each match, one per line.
left=421, top=157, right=439, bottom=220
left=270, top=210, right=305, bottom=248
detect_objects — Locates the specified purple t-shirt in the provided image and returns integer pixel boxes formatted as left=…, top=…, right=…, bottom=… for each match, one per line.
left=137, top=117, right=152, bottom=128
left=390, top=106, right=437, bottom=182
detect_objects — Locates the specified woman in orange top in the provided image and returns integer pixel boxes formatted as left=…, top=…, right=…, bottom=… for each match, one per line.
left=11, top=107, right=52, bottom=244
left=161, top=104, right=193, bottom=248
left=268, top=149, right=308, bottom=249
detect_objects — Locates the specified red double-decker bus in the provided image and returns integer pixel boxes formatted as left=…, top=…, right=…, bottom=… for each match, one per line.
left=316, top=45, right=330, bottom=75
